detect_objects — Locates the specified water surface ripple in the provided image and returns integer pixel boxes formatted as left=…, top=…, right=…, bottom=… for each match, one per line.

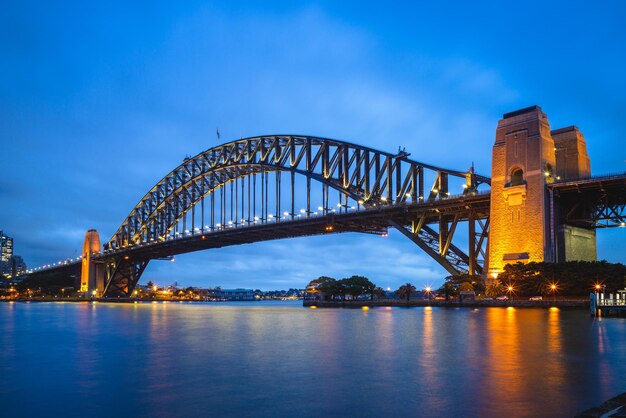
left=1, top=301, right=625, bottom=417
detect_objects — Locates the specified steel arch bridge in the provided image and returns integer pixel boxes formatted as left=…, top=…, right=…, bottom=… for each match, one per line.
left=95, top=135, right=491, bottom=296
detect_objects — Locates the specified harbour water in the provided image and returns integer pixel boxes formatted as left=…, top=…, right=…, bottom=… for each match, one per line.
left=1, top=301, right=625, bottom=417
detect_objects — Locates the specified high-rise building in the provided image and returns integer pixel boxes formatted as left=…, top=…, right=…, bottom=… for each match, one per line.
left=1, top=230, right=14, bottom=277
left=1, top=230, right=13, bottom=263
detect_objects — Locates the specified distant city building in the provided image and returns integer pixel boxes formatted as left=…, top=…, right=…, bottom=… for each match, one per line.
left=1, top=231, right=27, bottom=278
left=1, top=230, right=14, bottom=263
left=1, top=230, right=14, bottom=278
left=213, top=288, right=255, bottom=301
left=10, top=255, right=27, bottom=277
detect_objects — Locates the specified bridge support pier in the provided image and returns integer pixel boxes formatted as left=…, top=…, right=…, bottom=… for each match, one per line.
left=487, top=106, right=597, bottom=277
left=103, top=258, right=149, bottom=297
left=80, top=229, right=104, bottom=296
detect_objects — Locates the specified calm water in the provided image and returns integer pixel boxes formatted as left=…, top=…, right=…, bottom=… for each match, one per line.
left=1, top=301, right=625, bottom=418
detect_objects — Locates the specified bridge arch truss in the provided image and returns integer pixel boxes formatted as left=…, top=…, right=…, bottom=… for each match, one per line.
left=103, top=135, right=491, bottom=296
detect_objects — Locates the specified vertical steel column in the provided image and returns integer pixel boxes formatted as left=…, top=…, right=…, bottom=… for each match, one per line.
left=261, top=170, right=265, bottom=222
left=342, top=145, right=349, bottom=188
left=375, top=154, right=381, bottom=197
left=468, top=210, right=476, bottom=276
left=252, top=173, right=256, bottom=221
left=440, top=172, right=449, bottom=197
left=182, top=191, right=187, bottom=236
left=418, top=166, right=424, bottom=200
left=263, top=173, right=269, bottom=222
left=324, top=184, right=329, bottom=214
left=306, top=138, right=311, bottom=216
left=395, top=158, right=401, bottom=200
left=276, top=171, right=281, bottom=220
left=364, top=151, right=370, bottom=199
left=247, top=174, right=251, bottom=224
left=191, top=189, right=195, bottom=235
left=235, top=177, right=238, bottom=226
left=211, top=191, right=215, bottom=230
left=241, top=174, right=245, bottom=224
left=386, top=156, right=393, bottom=202
left=411, top=163, right=417, bottom=201
left=307, top=177, right=311, bottom=217
left=291, top=171, right=295, bottom=219
left=221, top=182, right=225, bottom=226
left=201, top=176, right=205, bottom=232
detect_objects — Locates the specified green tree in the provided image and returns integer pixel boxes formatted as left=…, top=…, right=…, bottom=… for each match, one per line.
left=485, top=282, right=504, bottom=298
left=459, top=282, right=474, bottom=292
left=495, top=261, right=626, bottom=297
left=438, top=282, right=457, bottom=300
left=396, top=283, right=417, bottom=301
left=317, top=278, right=341, bottom=300
left=338, top=275, right=376, bottom=300
left=306, top=276, right=336, bottom=297
left=373, top=287, right=386, bottom=300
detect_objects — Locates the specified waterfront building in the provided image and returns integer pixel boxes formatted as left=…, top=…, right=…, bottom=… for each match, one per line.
left=213, top=288, right=255, bottom=301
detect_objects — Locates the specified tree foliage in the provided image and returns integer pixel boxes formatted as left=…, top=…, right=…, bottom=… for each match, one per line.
left=495, top=261, right=626, bottom=297
left=437, top=274, right=485, bottom=298
left=395, top=283, right=417, bottom=301
left=313, top=275, right=378, bottom=300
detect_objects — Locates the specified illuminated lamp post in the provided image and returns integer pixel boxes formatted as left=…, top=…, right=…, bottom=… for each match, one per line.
left=550, top=284, right=557, bottom=303
left=507, top=285, right=514, bottom=301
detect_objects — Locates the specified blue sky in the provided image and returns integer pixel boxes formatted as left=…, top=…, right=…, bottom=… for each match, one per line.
left=1, top=1, right=625, bottom=290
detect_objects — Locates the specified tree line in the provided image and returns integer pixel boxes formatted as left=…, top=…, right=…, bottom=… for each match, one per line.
left=307, top=276, right=385, bottom=300
left=494, top=261, right=626, bottom=297
left=307, top=276, right=427, bottom=301
left=436, top=261, right=626, bottom=298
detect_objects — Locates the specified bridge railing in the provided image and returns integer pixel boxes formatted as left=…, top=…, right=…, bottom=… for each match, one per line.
left=552, top=171, right=626, bottom=185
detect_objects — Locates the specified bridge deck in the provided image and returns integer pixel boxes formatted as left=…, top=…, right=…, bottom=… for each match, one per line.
left=23, top=193, right=490, bottom=278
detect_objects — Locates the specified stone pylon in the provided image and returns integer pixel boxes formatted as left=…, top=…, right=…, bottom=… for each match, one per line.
left=487, top=106, right=596, bottom=278
left=80, top=229, right=104, bottom=295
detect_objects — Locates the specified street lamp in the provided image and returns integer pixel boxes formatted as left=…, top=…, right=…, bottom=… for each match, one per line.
left=549, top=283, right=557, bottom=302
left=507, top=285, right=514, bottom=301
left=424, top=286, right=432, bottom=300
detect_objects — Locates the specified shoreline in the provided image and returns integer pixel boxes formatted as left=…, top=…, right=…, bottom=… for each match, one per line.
left=303, top=299, right=589, bottom=309
left=0, top=298, right=290, bottom=304
left=1, top=298, right=590, bottom=309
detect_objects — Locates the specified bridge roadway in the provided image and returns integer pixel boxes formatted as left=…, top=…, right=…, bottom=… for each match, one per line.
left=25, top=192, right=491, bottom=280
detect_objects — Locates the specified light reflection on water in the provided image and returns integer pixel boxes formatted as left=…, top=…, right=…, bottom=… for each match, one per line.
left=1, top=302, right=625, bottom=418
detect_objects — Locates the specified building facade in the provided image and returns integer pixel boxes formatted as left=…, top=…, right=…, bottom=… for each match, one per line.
left=1, top=230, right=15, bottom=278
